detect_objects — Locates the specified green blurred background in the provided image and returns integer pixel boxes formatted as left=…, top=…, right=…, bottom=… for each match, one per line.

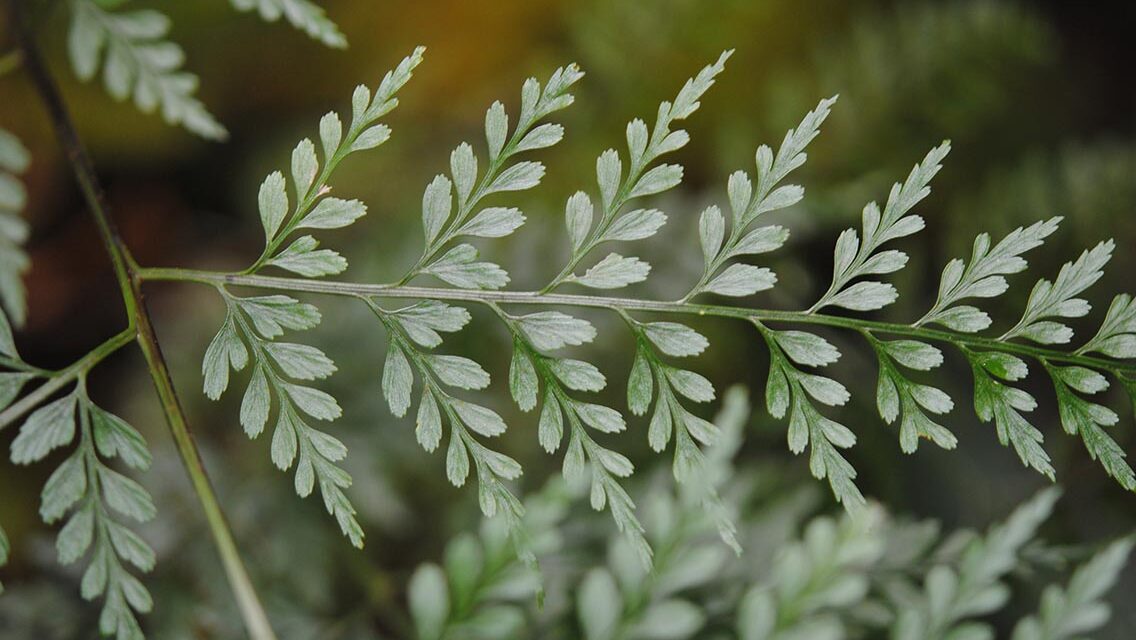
left=1, top=0, right=1134, bottom=637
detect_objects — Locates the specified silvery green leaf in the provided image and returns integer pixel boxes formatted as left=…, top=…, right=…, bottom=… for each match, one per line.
left=424, top=244, right=509, bottom=290
left=760, top=95, right=837, bottom=189
left=409, top=564, right=450, bottom=640
left=488, top=161, right=544, bottom=194
left=350, top=124, right=390, bottom=152
left=626, top=118, right=649, bottom=164
left=642, top=322, right=708, bottom=357
left=703, top=264, right=776, bottom=297
left=632, top=599, right=705, bottom=640
left=824, top=281, right=898, bottom=311
left=0, top=373, right=31, bottom=410
left=284, top=384, right=341, bottom=421
left=549, top=359, right=605, bottom=392
left=860, top=249, right=909, bottom=275
left=565, top=191, right=594, bottom=251
left=604, top=208, right=667, bottom=242
left=752, top=184, right=803, bottom=216
left=727, top=171, right=752, bottom=223
left=628, top=346, right=653, bottom=416
left=485, top=101, right=508, bottom=161
left=579, top=568, right=622, bottom=640
left=291, top=138, right=318, bottom=198
left=41, top=453, right=87, bottom=523
left=11, top=393, right=77, bottom=463
left=883, top=340, right=943, bottom=371
left=450, top=142, right=478, bottom=206
left=240, top=366, right=271, bottom=437
left=649, top=396, right=673, bottom=451
left=55, top=505, right=93, bottom=565
left=267, top=236, right=347, bottom=277
left=393, top=300, right=471, bottom=348
left=1082, top=294, right=1136, bottom=357
left=264, top=342, right=336, bottom=380
left=427, top=355, right=490, bottom=390
left=698, top=205, right=725, bottom=265
left=415, top=389, right=442, bottom=452
left=234, top=295, right=321, bottom=337
left=594, top=447, right=633, bottom=477
left=773, top=331, right=840, bottom=367
left=509, top=345, right=538, bottom=412
left=298, top=197, right=366, bottom=230
left=669, top=49, right=731, bottom=121
left=459, top=207, right=525, bottom=238
left=202, top=316, right=246, bottom=400
left=732, top=225, right=788, bottom=256
left=318, top=111, right=342, bottom=159
left=665, top=368, right=715, bottom=403
left=574, top=253, right=650, bottom=289
left=515, top=123, right=563, bottom=153
left=596, top=150, right=622, bottom=209
left=90, top=406, right=151, bottom=470
left=257, top=171, right=288, bottom=241
left=574, top=402, right=625, bottom=433
left=516, top=312, right=595, bottom=350
left=97, top=467, right=156, bottom=522
left=421, top=175, right=453, bottom=245
left=538, top=391, right=563, bottom=453
left=628, top=164, right=682, bottom=198
left=382, top=344, right=413, bottom=417
left=931, top=305, right=992, bottom=333
left=451, top=400, right=507, bottom=437
left=106, top=520, right=155, bottom=571
left=797, top=373, right=851, bottom=407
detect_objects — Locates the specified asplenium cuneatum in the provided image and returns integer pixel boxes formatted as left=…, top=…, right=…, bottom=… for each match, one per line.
left=2, top=9, right=1135, bottom=636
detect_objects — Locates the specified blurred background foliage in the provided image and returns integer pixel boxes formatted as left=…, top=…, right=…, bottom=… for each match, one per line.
left=1, top=0, right=1133, bottom=637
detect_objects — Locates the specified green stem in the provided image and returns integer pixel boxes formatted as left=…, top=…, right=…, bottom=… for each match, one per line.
left=6, top=4, right=277, bottom=638
left=0, top=329, right=135, bottom=431
left=139, top=267, right=1135, bottom=376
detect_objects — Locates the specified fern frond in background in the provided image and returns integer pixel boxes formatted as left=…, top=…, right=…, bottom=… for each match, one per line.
left=228, top=0, right=347, bottom=49
left=408, top=388, right=1133, bottom=640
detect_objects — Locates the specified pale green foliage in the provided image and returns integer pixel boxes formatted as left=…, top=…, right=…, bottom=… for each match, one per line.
left=183, top=48, right=1136, bottom=566
left=0, top=127, right=30, bottom=331
left=229, top=0, right=347, bottom=48
left=67, top=0, right=226, bottom=139
left=408, top=388, right=1132, bottom=640
left=8, top=380, right=155, bottom=640
left=1012, top=537, right=1135, bottom=640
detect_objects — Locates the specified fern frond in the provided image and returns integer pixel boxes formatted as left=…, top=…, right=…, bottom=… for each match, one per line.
left=138, top=48, right=1136, bottom=569
left=229, top=0, right=347, bottom=48
left=67, top=0, right=226, bottom=139
left=1011, top=536, right=1135, bottom=640
left=8, top=377, right=155, bottom=639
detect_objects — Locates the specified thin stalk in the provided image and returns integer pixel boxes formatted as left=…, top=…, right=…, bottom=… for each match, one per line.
left=138, top=267, right=1136, bottom=376
left=6, top=3, right=276, bottom=638
left=0, top=329, right=135, bottom=431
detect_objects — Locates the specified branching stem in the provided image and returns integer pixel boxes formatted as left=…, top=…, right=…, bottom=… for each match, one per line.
left=5, top=3, right=277, bottom=638
left=137, top=268, right=1136, bottom=377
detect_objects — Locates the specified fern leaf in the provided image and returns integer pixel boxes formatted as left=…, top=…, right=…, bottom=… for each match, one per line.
left=67, top=0, right=226, bottom=139
left=229, top=0, right=347, bottom=48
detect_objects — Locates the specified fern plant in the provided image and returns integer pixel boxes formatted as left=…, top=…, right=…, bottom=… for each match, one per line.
left=1, top=1, right=1134, bottom=637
